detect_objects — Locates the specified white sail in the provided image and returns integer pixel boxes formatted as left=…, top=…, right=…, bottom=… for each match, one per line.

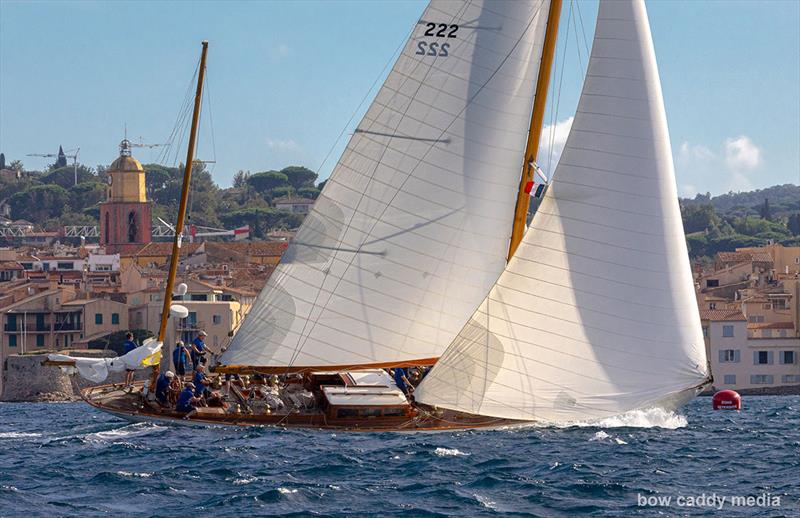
left=220, top=0, right=553, bottom=369
left=416, top=0, right=710, bottom=422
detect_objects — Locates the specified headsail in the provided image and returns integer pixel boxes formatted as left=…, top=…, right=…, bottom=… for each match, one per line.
left=416, top=0, right=710, bottom=422
left=220, top=0, right=553, bottom=370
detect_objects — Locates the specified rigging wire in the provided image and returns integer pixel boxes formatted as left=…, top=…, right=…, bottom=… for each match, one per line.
left=547, top=0, right=573, bottom=176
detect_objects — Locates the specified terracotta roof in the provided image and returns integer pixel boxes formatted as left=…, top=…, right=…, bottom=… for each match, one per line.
left=209, top=241, right=288, bottom=257
left=0, top=261, right=24, bottom=270
left=698, top=309, right=747, bottom=321
left=716, top=251, right=773, bottom=264
left=748, top=321, right=795, bottom=330
left=123, top=242, right=203, bottom=257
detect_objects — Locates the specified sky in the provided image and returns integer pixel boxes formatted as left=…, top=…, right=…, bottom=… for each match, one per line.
left=1, top=0, right=798, bottom=197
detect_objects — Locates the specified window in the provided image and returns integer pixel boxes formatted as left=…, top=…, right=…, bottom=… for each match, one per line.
left=95, top=264, right=112, bottom=272
left=702, top=326, right=709, bottom=338
left=719, top=349, right=739, bottom=363
left=213, top=315, right=222, bottom=325
left=748, top=315, right=765, bottom=323
left=57, top=262, right=74, bottom=270
left=709, top=302, right=717, bottom=310
left=190, top=294, right=208, bottom=301
left=750, top=374, right=774, bottom=385
left=754, top=351, right=772, bottom=365
left=722, top=325, right=734, bottom=337
left=9, top=335, right=17, bottom=347
left=706, top=280, right=719, bottom=288
left=111, top=313, right=119, bottom=325
left=762, top=303, right=772, bottom=310
left=36, top=334, right=44, bottom=347
left=723, top=375, right=736, bottom=385
left=781, top=351, right=795, bottom=365
left=95, top=313, right=103, bottom=325
left=762, top=329, right=772, bottom=338
left=774, top=299, right=787, bottom=310
left=782, top=375, right=800, bottom=383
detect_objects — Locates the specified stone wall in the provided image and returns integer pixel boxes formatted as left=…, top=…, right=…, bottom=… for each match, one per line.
left=1, top=351, right=141, bottom=402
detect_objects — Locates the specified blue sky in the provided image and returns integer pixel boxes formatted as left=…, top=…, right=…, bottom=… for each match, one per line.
left=1, top=0, right=798, bottom=196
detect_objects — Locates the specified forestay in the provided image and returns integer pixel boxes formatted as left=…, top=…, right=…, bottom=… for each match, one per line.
left=416, top=0, right=710, bottom=422
left=221, top=0, right=552, bottom=369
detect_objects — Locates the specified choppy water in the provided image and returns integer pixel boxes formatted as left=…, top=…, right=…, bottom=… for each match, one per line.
left=0, top=396, right=798, bottom=517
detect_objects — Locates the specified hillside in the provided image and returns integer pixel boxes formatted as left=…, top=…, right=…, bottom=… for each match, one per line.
left=679, top=184, right=800, bottom=264
left=1, top=158, right=798, bottom=260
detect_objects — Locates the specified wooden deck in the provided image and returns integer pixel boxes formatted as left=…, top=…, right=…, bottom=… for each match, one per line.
left=82, top=383, right=523, bottom=432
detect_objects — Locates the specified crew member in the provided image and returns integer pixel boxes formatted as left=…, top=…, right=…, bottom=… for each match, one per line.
left=122, top=332, right=138, bottom=388
left=393, top=367, right=414, bottom=398
left=191, top=330, right=208, bottom=368
left=155, top=370, right=175, bottom=406
left=176, top=382, right=203, bottom=416
left=172, top=340, right=190, bottom=377
left=193, top=365, right=212, bottom=398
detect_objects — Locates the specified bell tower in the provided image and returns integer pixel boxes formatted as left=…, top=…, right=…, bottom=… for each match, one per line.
left=100, top=139, right=152, bottom=254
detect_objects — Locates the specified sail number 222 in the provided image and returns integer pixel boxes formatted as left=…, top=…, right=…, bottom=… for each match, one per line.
left=416, top=23, right=458, bottom=57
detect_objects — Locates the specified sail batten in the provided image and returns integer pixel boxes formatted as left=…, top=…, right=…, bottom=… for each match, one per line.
left=221, top=0, right=553, bottom=369
left=415, top=0, right=709, bottom=423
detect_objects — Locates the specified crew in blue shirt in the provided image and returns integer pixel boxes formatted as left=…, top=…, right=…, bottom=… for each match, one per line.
left=193, top=365, right=211, bottom=398
left=155, top=371, right=174, bottom=406
left=176, top=383, right=198, bottom=413
left=123, top=332, right=138, bottom=354
left=191, top=331, right=208, bottom=368
left=122, top=332, right=138, bottom=387
left=393, top=367, right=413, bottom=398
left=172, top=340, right=190, bottom=376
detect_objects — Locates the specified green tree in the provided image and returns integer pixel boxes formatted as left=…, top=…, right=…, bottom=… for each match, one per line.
left=281, top=166, right=317, bottom=190
left=681, top=204, right=720, bottom=233
left=788, top=213, right=800, bottom=236
left=297, top=186, right=321, bottom=200
left=232, top=170, right=250, bottom=189
left=247, top=171, right=289, bottom=194
left=8, top=184, right=69, bottom=221
left=221, top=207, right=302, bottom=238
left=759, top=198, right=771, bottom=220
left=41, top=164, right=96, bottom=188
left=68, top=182, right=106, bottom=212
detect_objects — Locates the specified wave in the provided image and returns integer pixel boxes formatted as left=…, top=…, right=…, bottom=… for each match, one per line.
left=0, top=432, right=42, bottom=439
left=83, top=423, right=166, bottom=442
left=434, top=447, right=469, bottom=457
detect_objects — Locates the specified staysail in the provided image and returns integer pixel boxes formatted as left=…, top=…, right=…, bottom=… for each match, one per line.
left=220, top=0, right=553, bottom=370
left=416, top=0, right=710, bottom=422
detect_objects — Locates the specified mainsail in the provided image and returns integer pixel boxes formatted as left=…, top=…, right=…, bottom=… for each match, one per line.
left=221, top=0, right=553, bottom=370
left=416, top=0, right=710, bottom=422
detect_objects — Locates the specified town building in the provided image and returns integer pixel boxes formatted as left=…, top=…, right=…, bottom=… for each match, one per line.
left=273, top=195, right=315, bottom=215
left=698, top=245, right=800, bottom=392
left=100, top=140, right=152, bottom=254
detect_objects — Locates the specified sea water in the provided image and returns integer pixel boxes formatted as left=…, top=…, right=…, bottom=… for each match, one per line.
left=0, top=396, right=797, bottom=517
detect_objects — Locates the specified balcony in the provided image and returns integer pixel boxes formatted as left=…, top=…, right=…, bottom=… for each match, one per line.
left=54, top=322, right=82, bottom=332
left=177, top=320, right=205, bottom=332
left=4, top=323, right=51, bottom=332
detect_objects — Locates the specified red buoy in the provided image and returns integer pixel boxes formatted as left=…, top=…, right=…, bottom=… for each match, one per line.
left=712, top=389, right=741, bottom=410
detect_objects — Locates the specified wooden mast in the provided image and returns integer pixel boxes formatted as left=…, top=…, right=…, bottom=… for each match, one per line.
left=157, top=41, right=208, bottom=344
left=507, top=0, right=562, bottom=260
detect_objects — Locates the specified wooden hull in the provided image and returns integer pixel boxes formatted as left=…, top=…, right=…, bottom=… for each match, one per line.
left=81, top=382, right=526, bottom=432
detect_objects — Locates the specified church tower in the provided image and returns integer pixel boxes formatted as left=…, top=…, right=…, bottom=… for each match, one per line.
left=100, top=139, right=152, bottom=254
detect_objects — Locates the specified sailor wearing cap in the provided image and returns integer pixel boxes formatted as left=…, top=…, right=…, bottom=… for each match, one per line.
left=191, top=331, right=208, bottom=368
left=155, top=370, right=175, bottom=406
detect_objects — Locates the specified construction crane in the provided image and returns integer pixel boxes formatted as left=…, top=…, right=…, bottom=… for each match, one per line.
left=27, top=147, right=80, bottom=186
